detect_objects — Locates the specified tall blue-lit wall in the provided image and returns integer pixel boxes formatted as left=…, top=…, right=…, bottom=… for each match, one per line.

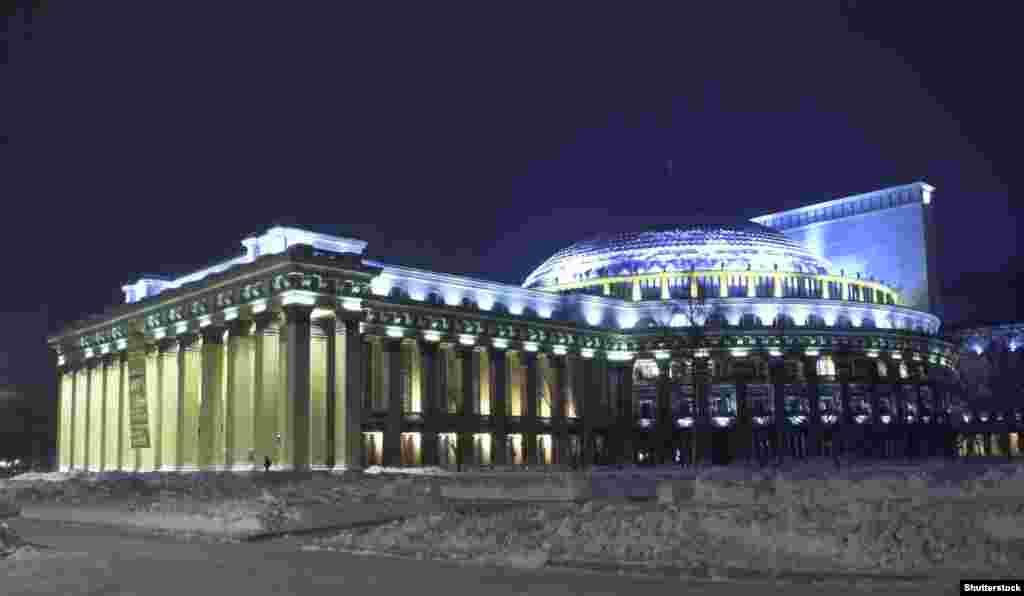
left=753, top=183, right=937, bottom=314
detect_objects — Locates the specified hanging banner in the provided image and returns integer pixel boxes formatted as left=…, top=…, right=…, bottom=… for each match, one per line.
left=128, top=350, right=151, bottom=449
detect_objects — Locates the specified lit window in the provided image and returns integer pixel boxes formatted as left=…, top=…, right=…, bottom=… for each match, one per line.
left=816, top=356, right=836, bottom=377
left=899, top=362, right=909, bottom=379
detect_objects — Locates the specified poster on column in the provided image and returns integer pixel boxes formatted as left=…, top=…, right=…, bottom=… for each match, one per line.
left=128, top=350, right=151, bottom=448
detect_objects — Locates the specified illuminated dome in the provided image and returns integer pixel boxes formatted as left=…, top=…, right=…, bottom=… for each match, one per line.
left=523, top=221, right=833, bottom=290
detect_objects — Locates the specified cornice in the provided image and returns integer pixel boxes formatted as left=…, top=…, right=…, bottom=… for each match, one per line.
left=48, top=248, right=380, bottom=344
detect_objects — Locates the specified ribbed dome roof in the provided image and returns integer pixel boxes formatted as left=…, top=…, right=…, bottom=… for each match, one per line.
left=522, top=221, right=833, bottom=290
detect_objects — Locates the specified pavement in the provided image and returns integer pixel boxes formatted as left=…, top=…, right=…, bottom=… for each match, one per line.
left=3, top=517, right=960, bottom=596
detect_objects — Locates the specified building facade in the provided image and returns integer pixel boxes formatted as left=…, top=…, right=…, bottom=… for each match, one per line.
left=949, top=323, right=1024, bottom=458
left=50, top=182, right=1007, bottom=473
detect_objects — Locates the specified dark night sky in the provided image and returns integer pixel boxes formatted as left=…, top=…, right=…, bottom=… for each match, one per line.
left=0, top=2, right=1020, bottom=400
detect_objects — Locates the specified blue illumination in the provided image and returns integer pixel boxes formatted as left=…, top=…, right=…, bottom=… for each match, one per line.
left=523, top=222, right=833, bottom=290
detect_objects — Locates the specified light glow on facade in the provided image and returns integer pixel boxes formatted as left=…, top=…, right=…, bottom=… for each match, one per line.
left=53, top=186, right=962, bottom=475
left=281, top=291, right=317, bottom=307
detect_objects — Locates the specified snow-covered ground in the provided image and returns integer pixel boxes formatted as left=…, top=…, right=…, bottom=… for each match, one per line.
left=307, top=459, right=1024, bottom=576
left=3, top=461, right=1024, bottom=576
left=0, top=470, right=449, bottom=536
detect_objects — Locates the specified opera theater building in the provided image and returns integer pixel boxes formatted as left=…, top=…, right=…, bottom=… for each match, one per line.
left=51, top=182, right=982, bottom=472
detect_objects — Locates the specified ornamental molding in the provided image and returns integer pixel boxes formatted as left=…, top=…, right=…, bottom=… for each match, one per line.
left=51, top=265, right=377, bottom=351
left=365, top=261, right=563, bottom=305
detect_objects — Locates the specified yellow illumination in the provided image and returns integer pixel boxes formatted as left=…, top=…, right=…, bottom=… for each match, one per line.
left=473, top=433, right=492, bottom=466
left=400, top=432, right=422, bottom=466
left=311, top=307, right=334, bottom=319
left=545, top=271, right=902, bottom=307
left=363, top=431, right=384, bottom=467
left=537, top=434, right=553, bottom=465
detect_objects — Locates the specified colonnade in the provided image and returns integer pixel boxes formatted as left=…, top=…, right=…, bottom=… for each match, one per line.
left=568, top=271, right=899, bottom=305
left=57, top=306, right=990, bottom=472
left=58, top=306, right=363, bottom=472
